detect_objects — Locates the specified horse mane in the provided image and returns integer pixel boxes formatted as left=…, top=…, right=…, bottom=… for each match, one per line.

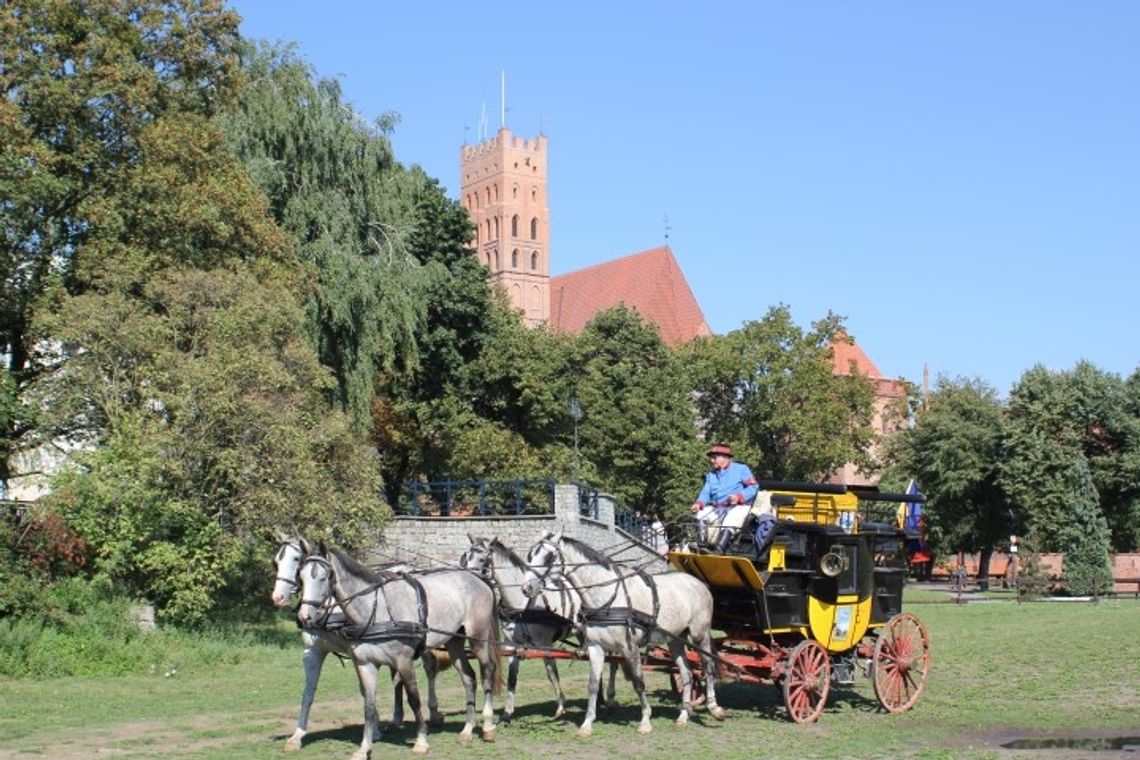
left=330, top=547, right=387, bottom=584
left=560, top=534, right=615, bottom=569
left=489, top=538, right=526, bottom=571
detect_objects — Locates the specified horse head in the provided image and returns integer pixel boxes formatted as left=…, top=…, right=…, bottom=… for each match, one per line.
left=459, top=534, right=495, bottom=581
left=271, top=533, right=317, bottom=607
left=295, top=546, right=337, bottom=629
left=522, top=529, right=565, bottom=599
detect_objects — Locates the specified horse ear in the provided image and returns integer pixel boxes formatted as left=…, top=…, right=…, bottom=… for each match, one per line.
left=468, top=532, right=476, bottom=545
left=298, top=536, right=313, bottom=555
left=552, top=528, right=563, bottom=542
left=318, top=539, right=328, bottom=556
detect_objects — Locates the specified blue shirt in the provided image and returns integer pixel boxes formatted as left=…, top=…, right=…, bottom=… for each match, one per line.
left=695, top=461, right=759, bottom=508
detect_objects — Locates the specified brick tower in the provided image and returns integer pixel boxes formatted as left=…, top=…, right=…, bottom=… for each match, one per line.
left=460, top=127, right=550, bottom=326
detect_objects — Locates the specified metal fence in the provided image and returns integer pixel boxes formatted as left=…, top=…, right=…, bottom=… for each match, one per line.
left=395, top=478, right=557, bottom=517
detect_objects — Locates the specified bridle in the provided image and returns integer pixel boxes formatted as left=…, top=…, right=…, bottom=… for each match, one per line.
left=525, top=536, right=568, bottom=592
left=296, top=555, right=338, bottom=628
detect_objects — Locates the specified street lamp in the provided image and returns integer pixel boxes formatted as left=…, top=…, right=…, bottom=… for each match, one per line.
left=569, top=397, right=582, bottom=482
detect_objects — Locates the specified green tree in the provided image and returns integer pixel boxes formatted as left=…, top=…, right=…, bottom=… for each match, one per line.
left=1003, top=363, right=1140, bottom=552
left=1057, top=453, right=1113, bottom=595
left=41, top=267, right=382, bottom=624
left=683, top=306, right=878, bottom=481
left=886, top=376, right=1010, bottom=585
left=1, top=0, right=242, bottom=489
left=571, top=306, right=702, bottom=519
left=219, top=41, right=427, bottom=429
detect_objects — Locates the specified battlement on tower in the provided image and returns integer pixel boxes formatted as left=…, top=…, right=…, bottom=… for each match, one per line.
left=461, top=128, right=546, bottom=160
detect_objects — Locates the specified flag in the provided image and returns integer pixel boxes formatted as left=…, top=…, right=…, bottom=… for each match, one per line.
left=902, top=480, right=932, bottom=564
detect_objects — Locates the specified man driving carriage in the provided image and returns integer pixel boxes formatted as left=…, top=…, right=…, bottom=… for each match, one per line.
left=690, top=443, right=759, bottom=551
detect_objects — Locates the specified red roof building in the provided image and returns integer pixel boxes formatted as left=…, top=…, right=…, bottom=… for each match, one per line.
left=549, top=246, right=712, bottom=345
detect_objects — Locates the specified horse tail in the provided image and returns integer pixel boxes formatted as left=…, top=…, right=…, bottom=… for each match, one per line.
left=431, top=648, right=453, bottom=673
left=489, top=614, right=504, bottom=696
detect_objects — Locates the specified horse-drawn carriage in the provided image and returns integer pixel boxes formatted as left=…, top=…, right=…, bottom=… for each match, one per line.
left=665, top=481, right=931, bottom=723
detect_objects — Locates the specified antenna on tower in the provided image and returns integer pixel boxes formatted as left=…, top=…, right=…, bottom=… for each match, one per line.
left=500, top=70, right=506, bottom=129
left=663, top=214, right=672, bottom=242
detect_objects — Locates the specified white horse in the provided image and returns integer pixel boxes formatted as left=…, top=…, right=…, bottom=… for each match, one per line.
left=521, top=530, right=724, bottom=737
left=298, top=544, right=500, bottom=759
left=270, top=537, right=447, bottom=750
left=461, top=535, right=610, bottom=721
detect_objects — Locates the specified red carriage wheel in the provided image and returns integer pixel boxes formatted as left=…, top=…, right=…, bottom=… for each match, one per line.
left=782, top=639, right=831, bottom=724
left=872, top=612, right=931, bottom=713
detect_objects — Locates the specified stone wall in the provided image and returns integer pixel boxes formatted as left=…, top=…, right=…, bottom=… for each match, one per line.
left=369, top=484, right=668, bottom=573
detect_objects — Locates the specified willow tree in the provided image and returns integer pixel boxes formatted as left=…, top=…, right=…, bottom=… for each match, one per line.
left=220, top=41, right=427, bottom=429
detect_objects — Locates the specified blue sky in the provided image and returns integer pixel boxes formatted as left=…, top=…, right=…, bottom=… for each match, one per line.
left=230, top=2, right=1139, bottom=395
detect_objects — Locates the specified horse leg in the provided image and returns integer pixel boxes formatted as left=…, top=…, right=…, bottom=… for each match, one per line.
left=503, top=653, right=520, bottom=723
left=603, top=659, right=619, bottom=713
left=447, top=638, right=479, bottom=743
left=577, top=644, right=605, bottom=738
left=698, top=631, right=725, bottom=720
left=395, top=656, right=430, bottom=755
left=389, top=665, right=404, bottom=730
left=286, top=641, right=328, bottom=751
left=542, top=656, right=566, bottom=719
left=475, top=638, right=498, bottom=741
left=350, top=661, right=380, bottom=760
left=670, top=641, right=693, bottom=726
left=421, top=649, right=444, bottom=726
left=627, top=651, right=653, bottom=735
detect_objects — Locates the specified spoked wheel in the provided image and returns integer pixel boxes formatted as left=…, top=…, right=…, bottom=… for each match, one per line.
left=872, top=612, right=931, bottom=713
left=782, top=639, right=831, bottom=724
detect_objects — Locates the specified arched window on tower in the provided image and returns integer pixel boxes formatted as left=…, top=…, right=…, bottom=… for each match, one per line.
left=530, top=251, right=539, bottom=271
left=493, top=184, right=499, bottom=202
left=493, top=216, right=499, bottom=239
left=530, top=217, right=538, bottom=240
left=512, top=184, right=518, bottom=199
left=494, top=250, right=500, bottom=269
left=485, top=187, right=491, bottom=205
left=511, top=249, right=519, bottom=268
left=531, top=187, right=537, bottom=202
left=511, top=215, right=519, bottom=238
left=485, top=219, right=491, bottom=240
left=484, top=252, right=491, bottom=268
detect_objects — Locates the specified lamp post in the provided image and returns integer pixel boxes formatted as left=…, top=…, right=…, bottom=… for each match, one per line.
left=569, top=397, right=582, bottom=482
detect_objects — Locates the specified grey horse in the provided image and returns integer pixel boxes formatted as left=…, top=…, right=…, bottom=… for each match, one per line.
left=298, top=544, right=500, bottom=759
left=270, top=536, right=449, bottom=750
left=521, top=529, right=724, bottom=737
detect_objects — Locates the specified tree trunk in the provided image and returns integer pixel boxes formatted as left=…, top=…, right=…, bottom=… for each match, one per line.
left=977, top=547, right=993, bottom=591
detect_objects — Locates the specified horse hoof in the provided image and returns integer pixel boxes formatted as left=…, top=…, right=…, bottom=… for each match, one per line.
left=284, top=740, right=301, bottom=752
left=412, top=741, right=430, bottom=755
left=483, top=727, right=497, bottom=743
left=708, top=705, right=726, bottom=721
left=675, top=714, right=689, bottom=727
left=637, top=722, right=653, bottom=735
left=552, top=707, right=565, bottom=720
left=349, top=750, right=370, bottom=760
left=458, top=730, right=473, bottom=744
left=576, top=726, right=593, bottom=738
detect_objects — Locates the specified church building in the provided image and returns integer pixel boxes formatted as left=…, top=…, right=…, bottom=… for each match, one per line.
left=460, top=127, right=901, bottom=484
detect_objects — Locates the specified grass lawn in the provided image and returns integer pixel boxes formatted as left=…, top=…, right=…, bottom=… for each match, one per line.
left=1, top=595, right=1137, bottom=759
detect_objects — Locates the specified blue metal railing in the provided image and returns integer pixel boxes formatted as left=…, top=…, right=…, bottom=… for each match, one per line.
left=395, top=478, right=556, bottom=517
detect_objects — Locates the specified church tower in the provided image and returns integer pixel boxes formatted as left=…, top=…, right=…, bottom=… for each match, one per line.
left=460, top=127, right=550, bottom=327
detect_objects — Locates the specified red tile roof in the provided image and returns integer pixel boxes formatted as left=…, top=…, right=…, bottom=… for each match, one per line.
left=549, top=246, right=712, bottom=345
left=830, top=333, right=884, bottom=378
